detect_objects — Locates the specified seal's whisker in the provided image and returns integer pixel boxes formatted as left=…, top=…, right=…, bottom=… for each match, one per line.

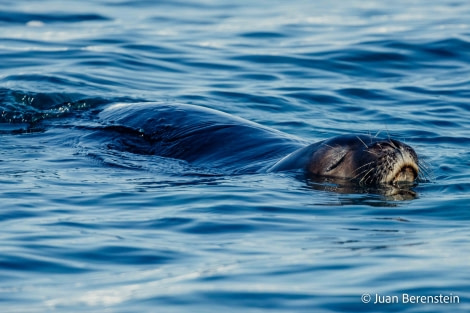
left=351, top=161, right=375, bottom=175
left=364, top=172, right=375, bottom=185
left=366, top=171, right=376, bottom=184
left=356, top=136, right=368, bottom=149
left=352, top=169, right=369, bottom=181
left=388, top=139, right=398, bottom=149
left=351, top=165, right=372, bottom=181
left=365, top=150, right=378, bottom=156
left=418, top=158, right=431, bottom=172
left=374, top=130, right=383, bottom=138
left=418, top=162, right=428, bottom=172
left=417, top=161, right=433, bottom=182
left=419, top=160, right=431, bottom=172
left=359, top=167, right=375, bottom=184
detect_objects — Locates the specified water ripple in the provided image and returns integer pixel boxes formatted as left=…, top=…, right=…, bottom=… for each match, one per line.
left=0, top=11, right=110, bottom=25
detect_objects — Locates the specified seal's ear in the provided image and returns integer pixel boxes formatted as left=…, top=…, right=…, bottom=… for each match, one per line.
left=323, top=146, right=349, bottom=173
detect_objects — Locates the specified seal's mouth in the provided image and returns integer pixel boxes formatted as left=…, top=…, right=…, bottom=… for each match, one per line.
left=391, top=164, right=418, bottom=185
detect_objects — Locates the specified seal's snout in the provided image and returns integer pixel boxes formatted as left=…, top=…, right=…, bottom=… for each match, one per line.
left=359, top=137, right=420, bottom=185
left=393, top=165, right=418, bottom=184
left=383, top=142, right=419, bottom=185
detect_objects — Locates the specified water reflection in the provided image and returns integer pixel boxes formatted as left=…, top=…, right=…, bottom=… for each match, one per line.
left=303, top=174, right=418, bottom=201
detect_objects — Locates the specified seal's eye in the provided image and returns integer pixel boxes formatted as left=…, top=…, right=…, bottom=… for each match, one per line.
left=326, top=154, right=345, bottom=172
left=325, top=147, right=348, bottom=172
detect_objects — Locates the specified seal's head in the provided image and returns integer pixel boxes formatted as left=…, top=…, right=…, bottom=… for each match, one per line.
left=307, top=135, right=419, bottom=185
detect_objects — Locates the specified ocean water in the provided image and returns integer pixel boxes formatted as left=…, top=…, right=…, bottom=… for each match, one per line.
left=1, top=0, right=470, bottom=312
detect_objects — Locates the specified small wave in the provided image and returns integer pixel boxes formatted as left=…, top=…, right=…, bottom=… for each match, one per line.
left=0, top=254, right=89, bottom=274
left=240, top=31, right=287, bottom=39
left=0, top=11, right=110, bottom=25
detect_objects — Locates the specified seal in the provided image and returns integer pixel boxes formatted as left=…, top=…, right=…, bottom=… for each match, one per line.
left=95, top=102, right=419, bottom=186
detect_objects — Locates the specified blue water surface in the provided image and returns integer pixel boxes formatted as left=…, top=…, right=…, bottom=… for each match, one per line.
left=1, top=0, right=470, bottom=312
